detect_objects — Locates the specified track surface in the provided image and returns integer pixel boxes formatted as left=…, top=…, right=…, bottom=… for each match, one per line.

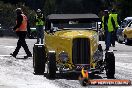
left=0, top=37, right=131, bottom=88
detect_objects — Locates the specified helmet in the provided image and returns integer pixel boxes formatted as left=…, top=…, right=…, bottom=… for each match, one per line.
left=36, top=9, right=41, bottom=13
left=111, top=9, right=116, bottom=12
left=16, top=8, right=22, bottom=13
left=104, top=9, right=109, bottom=14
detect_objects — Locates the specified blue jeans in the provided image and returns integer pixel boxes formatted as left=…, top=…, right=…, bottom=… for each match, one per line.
left=36, top=26, right=44, bottom=44
left=105, top=30, right=111, bottom=50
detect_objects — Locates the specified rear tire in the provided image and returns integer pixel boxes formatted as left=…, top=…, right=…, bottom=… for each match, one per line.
left=46, top=51, right=56, bottom=79
left=33, top=44, right=46, bottom=74
left=105, top=51, right=115, bottom=79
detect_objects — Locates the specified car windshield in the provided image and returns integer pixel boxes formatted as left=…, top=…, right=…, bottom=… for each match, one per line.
left=121, top=19, right=132, bottom=28
left=128, top=21, right=132, bottom=28
left=52, top=21, right=97, bottom=31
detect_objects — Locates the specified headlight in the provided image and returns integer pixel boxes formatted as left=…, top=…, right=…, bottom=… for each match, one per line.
left=59, top=51, right=68, bottom=63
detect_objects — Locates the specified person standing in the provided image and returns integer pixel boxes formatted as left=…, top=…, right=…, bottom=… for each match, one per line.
left=35, top=9, right=45, bottom=44
left=102, top=10, right=115, bottom=51
left=10, top=8, right=32, bottom=58
left=110, top=9, right=121, bottom=47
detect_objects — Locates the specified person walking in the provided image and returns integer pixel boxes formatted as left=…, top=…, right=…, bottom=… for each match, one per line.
left=10, top=8, right=32, bottom=58
left=35, top=9, right=45, bottom=44
left=110, top=9, right=121, bottom=47
left=102, top=10, right=115, bottom=51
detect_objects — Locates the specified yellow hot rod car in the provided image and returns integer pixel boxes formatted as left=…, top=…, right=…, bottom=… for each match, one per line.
left=33, top=14, right=115, bottom=79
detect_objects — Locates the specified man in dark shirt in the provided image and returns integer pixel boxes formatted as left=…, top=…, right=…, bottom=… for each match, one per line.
left=10, top=8, right=32, bottom=58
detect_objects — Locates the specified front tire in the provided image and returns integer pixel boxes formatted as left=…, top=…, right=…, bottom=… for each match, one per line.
left=105, top=51, right=115, bottom=79
left=46, top=51, right=56, bottom=79
left=33, top=44, right=46, bottom=74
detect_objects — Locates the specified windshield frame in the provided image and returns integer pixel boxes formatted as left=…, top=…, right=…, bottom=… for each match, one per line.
left=51, top=21, right=98, bottom=31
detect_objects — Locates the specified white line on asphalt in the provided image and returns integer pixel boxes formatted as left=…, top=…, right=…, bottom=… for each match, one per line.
left=108, top=86, right=132, bottom=88
left=116, top=62, right=132, bottom=70
left=0, top=55, right=27, bottom=57
left=0, top=45, right=15, bottom=48
left=115, top=54, right=132, bottom=57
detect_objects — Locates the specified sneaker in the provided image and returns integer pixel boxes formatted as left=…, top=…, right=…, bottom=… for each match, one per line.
left=24, top=54, right=32, bottom=58
left=10, top=53, right=16, bottom=58
left=104, top=48, right=109, bottom=51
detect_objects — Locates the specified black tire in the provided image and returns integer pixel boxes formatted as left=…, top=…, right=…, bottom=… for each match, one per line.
left=33, top=44, right=46, bottom=74
left=46, top=51, right=56, bottom=79
left=105, top=51, right=115, bottom=79
left=33, top=46, right=35, bottom=68
left=0, top=30, right=4, bottom=37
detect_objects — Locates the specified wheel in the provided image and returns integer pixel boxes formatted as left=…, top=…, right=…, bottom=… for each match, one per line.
left=46, top=51, right=56, bottom=79
left=33, top=46, right=35, bottom=68
left=105, top=51, right=115, bottom=79
left=33, top=44, right=46, bottom=74
left=125, top=37, right=131, bottom=45
left=0, top=30, right=4, bottom=37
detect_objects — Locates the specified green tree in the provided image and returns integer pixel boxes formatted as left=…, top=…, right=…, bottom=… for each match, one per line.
left=60, top=0, right=84, bottom=14
left=0, top=1, right=35, bottom=28
left=44, top=0, right=56, bottom=15
left=112, top=0, right=132, bottom=20
left=81, top=0, right=102, bottom=14
left=0, top=1, right=16, bottom=28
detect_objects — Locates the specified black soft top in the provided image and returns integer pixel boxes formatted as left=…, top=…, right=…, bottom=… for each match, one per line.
left=46, top=14, right=100, bottom=23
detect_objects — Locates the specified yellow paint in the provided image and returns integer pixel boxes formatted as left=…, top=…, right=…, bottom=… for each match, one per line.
left=123, top=27, right=132, bottom=38
left=45, top=29, right=98, bottom=69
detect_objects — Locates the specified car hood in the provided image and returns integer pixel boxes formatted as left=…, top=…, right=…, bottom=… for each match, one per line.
left=124, top=27, right=132, bottom=33
left=54, top=30, right=97, bottom=39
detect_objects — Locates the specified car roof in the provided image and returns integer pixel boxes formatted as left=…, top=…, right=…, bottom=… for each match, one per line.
left=124, top=17, right=132, bottom=21
left=47, top=14, right=100, bottom=23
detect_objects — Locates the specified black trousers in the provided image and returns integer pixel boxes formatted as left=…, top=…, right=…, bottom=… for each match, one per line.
left=12, top=31, right=31, bottom=56
left=111, top=28, right=118, bottom=46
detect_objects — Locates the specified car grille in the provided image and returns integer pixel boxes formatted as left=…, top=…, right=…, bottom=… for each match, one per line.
left=72, top=38, right=90, bottom=64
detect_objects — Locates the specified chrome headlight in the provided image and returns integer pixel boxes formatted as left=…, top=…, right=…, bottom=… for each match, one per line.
left=59, top=51, right=68, bottom=63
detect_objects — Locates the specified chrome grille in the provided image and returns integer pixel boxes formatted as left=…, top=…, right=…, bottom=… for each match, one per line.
left=72, top=38, right=90, bottom=64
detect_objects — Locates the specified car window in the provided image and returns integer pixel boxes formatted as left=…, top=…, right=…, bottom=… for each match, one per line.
left=128, top=22, right=132, bottom=28
left=121, top=21, right=127, bottom=28
left=53, top=21, right=97, bottom=30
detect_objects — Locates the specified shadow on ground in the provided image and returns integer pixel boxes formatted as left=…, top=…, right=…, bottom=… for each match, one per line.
left=43, top=72, right=104, bottom=80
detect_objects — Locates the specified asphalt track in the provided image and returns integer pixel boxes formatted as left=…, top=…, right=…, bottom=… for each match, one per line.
left=0, top=37, right=131, bottom=88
